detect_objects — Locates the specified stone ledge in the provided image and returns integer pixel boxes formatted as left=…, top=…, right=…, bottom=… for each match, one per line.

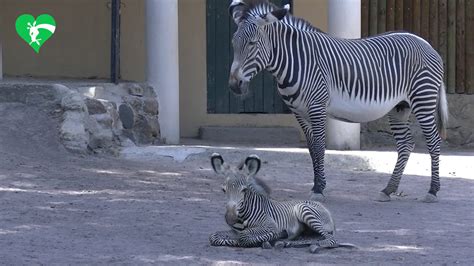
left=199, top=126, right=301, bottom=145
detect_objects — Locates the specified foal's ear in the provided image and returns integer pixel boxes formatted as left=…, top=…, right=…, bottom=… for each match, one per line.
left=211, top=153, right=225, bottom=174
left=229, top=1, right=247, bottom=25
left=244, top=154, right=261, bottom=175
left=256, top=7, right=288, bottom=27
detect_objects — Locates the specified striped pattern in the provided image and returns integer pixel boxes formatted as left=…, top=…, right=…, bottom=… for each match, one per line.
left=229, top=1, right=448, bottom=201
left=209, top=154, right=340, bottom=251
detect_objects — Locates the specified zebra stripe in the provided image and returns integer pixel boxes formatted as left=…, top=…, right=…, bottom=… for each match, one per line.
left=229, top=1, right=448, bottom=202
left=210, top=154, right=342, bottom=251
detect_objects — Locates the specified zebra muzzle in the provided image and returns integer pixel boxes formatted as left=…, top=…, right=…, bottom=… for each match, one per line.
left=225, top=209, right=239, bottom=226
left=229, top=79, right=249, bottom=97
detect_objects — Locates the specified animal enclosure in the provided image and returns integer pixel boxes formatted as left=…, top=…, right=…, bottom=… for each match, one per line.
left=361, top=0, right=474, bottom=94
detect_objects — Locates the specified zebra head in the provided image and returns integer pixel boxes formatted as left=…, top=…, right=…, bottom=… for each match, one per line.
left=211, top=153, right=270, bottom=226
left=228, top=1, right=289, bottom=96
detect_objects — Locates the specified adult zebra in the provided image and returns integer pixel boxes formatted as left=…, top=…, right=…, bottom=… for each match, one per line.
left=227, top=0, right=448, bottom=203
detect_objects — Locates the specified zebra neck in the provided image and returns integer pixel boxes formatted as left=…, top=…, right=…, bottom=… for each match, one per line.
left=265, top=23, right=315, bottom=92
left=239, top=192, right=271, bottom=221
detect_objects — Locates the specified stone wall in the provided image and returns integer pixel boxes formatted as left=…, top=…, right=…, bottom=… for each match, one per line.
left=361, top=94, right=474, bottom=149
left=63, top=83, right=161, bottom=154
left=0, top=81, right=160, bottom=155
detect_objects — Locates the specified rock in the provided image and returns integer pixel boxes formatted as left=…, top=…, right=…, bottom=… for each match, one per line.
left=61, top=92, right=86, bottom=111
left=101, top=100, right=117, bottom=111
left=120, top=137, right=136, bottom=147
left=60, top=111, right=88, bottom=153
left=52, top=84, right=72, bottom=102
left=100, top=100, right=121, bottom=129
left=143, top=98, right=159, bottom=115
left=122, top=95, right=143, bottom=111
left=142, top=84, right=158, bottom=97
left=121, top=129, right=136, bottom=144
left=76, top=86, right=97, bottom=98
left=119, top=104, right=135, bottom=129
left=128, top=84, right=144, bottom=97
left=85, top=98, right=107, bottom=115
left=85, top=116, right=114, bottom=150
left=93, top=113, right=113, bottom=128
left=133, top=114, right=153, bottom=144
left=78, top=86, right=106, bottom=98
left=445, top=94, right=474, bottom=147
left=148, top=117, right=160, bottom=138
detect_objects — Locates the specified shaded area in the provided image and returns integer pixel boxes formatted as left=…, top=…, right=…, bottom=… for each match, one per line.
left=0, top=103, right=473, bottom=264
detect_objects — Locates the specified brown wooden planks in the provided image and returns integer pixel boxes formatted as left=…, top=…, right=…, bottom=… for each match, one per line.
left=378, top=0, right=387, bottom=33
left=387, top=0, right=395, bottom=31
left=439, top=0, right=448, bottom=84
left=412, top=0, right=422, bottom=35
left=456, top=0, right=466, bottom=93
left=395, top=0, right=404, bottom=30
left=403, top=0, right=412, bottom=32
left=447, top=0, right=456, bottom=93
left=429, top=0, right=439, bottom=50
left=420, top=0, right=430, bottom=41
left=370, top=0, right=379, bottom=35
left=362, top=0, right=472, bottom=94
left=362, top=0, right=370, bottom=37
left=466, top=0, right=474, bottom=94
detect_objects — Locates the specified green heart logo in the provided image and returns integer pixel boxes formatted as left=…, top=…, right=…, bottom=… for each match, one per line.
left=15, top=14, right=56, bottom=53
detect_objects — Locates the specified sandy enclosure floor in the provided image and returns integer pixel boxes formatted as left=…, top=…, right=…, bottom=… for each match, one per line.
left=0, top=103, right=473, bottom=265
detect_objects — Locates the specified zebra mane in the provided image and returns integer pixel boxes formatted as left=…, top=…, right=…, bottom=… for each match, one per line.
left=236, top=160, right=271, bottom=196
left=248, top=176, right=272, bottom=196
left=243, top=1, right=324, bottom=33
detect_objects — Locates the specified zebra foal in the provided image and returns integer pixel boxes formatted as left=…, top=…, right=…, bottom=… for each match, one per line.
left=209, top=153, right=356, bottom=253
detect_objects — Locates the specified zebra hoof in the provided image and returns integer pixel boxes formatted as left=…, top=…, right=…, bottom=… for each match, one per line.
left=422, top=193, right=438, bottom=203
left=274, top=241, right=285, bottom=250
left=309, top=244, right=321, bottom=253
left=262, top=241, right=272, bottom=249
left=375, top=191, right=391, bottom=202
left=310, top=193, right=326, bottom=202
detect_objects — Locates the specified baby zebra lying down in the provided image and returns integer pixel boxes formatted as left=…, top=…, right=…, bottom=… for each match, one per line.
left=209, top=153, right=356, bottom=253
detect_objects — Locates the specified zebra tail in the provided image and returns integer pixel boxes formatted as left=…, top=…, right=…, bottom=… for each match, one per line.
left=338, top=243, right=359, bottom=249
left=437, top=83, right=449, bottom=140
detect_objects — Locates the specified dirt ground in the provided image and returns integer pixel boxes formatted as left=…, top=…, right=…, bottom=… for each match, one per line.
left=0, top=103, right=473, bottom=265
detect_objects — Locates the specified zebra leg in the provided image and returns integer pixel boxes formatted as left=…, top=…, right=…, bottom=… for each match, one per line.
left=310, top=112, right=328, bottom=201
left=209, top=230, right=241, bottom=247
left=378, top=106, right=414, bottom=202
left=275, top=240, right=313, bottom=249
left=295, top=112, right=327, bottom=201
left=274, top=236, right=322, bottom=249
left=295, top=204, right=338, bottom=253
left=275, top=239, right=358, bottom=253
left=414, top=112, right=441, bottom=203
left=237, top=225, right=282, bottom=248
left=210, top=228, right=281, bottom=248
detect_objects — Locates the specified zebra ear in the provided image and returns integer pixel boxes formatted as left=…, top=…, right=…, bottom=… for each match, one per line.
left=256, top=8, right=288, bottom=26
left=244, top=154, right=261, bottom=175
left=229, top=1, right=247, bottom=24
left=211, top=153, right=225, bottom=174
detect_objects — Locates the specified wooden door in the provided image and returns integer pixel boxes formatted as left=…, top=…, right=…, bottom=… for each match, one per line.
left=206, top=0, right=291, bottom=113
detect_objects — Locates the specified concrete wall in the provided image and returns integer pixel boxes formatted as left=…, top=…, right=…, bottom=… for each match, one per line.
left=178, top=0, right=328, bottom=138
left=0, top=0, right=145, bottom=81
left=361, top=94, right=474, bottom=149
